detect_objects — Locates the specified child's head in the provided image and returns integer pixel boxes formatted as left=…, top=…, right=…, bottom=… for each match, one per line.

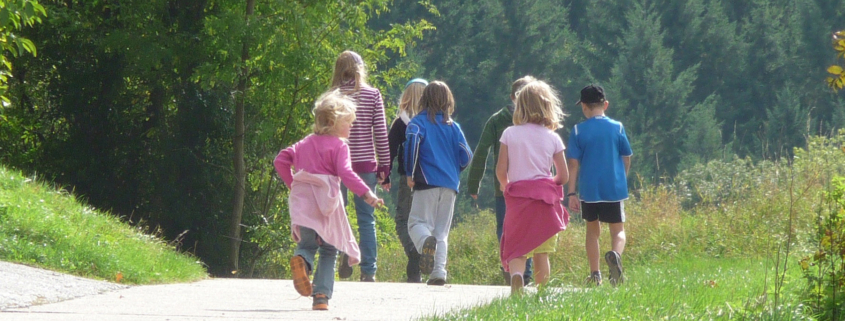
left=312, top=90, right=357, bottom=138
left=577, top=84, right=607, bottom=110
left=513, top=80, right=566, bottom=130
left=330, top=50, right=368, bottom=92
left=419, top=81, right=455, bottom=125
left=398, top=78, right=428, bottom=117
left=510, top=75, right=537, bottom=101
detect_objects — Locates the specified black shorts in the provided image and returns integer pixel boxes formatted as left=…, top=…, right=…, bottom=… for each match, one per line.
left=581, top=201, right=625, bottom=223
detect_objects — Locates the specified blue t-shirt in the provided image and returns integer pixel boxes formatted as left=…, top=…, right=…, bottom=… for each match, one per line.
left=567, top=116, right=633, bottom=202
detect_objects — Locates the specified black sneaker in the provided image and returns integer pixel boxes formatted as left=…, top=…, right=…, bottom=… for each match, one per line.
left=585, top=271, right=602, bottom=287
left=419, top=236, right=437, bottom=275
left=407, top=250, right=422, bottom=283
left=426, top=277, right=446, bottom=286
left=605, top=251, right=625, bottom=286
left=360, top=273, right=376, bottom=282
left=338, top=253, right=353, bottom=278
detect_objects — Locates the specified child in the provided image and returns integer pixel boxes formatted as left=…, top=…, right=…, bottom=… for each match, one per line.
left=330, top=50, right=390, bottom=282
left=274, top=90, right=384, bottom=310
left=404, top=81, right=473, bottom=286
left=566, top=84, right=632, bottom=286
left=386, top=78, right=428, bottom=283
left=496, top=79, right=569, bottom=294
left=466, top=75, right=536, bottom=285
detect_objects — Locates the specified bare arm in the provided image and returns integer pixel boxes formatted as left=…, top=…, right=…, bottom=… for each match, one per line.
left=566, top=159, right=581, bottom=212
left=552, top=151, right=568, bottom=186
left=623, top=156, right=631, bottom=176
left=495, top=143, right=509, bottom=192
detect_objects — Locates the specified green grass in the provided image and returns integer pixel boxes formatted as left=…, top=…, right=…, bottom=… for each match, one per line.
left=0, top=165, right=207, bottom=284
left=422, top=255, right=812, bottom=320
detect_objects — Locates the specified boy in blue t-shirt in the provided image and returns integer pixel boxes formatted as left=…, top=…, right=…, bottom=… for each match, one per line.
left=566, top=84, right=633, bottom=286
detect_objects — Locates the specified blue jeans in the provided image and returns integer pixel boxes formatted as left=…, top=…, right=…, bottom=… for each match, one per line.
left=341, top=172, right=378, bottom=276
left=294, top=227, right=338, bottom=299
left=496, top=196, right=533, bottom=280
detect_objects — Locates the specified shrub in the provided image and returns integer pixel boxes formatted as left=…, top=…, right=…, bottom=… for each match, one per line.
left=799, top=176, right=845, bottom=320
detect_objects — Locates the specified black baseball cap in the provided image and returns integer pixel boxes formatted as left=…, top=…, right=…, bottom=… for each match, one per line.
left=577, top=84, right=605, bottom=104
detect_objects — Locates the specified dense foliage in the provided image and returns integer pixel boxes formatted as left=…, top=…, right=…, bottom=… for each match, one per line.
left=377, top=0, right=845, bottom=184
left=0, top=0, right=431, bottom=274
left=0, top=0, right=843, bottom=276
left=0, top=0, right=45, bottom=102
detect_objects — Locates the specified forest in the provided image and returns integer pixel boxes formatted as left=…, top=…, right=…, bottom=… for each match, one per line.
left=0, top=0, right=843, bottom=276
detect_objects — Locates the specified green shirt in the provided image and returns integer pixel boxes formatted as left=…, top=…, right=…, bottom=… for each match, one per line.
left=467, top=106, right=513, bottom=197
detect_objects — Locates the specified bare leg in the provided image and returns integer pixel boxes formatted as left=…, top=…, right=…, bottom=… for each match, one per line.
left=585, top=220, right=602, bottom=273
left=608, top=223, right=626, bottom=255
left=508, top=256, right=527, bottom=276
left=532, top=253, right=550, bottom=285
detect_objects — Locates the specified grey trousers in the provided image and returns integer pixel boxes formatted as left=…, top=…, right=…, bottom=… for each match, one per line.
left=408, top=187, right=457, bottom=280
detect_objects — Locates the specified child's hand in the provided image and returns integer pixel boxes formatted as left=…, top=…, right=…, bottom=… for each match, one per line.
left=381, top=182, right=392, bottom=191
left=406, top=176, right=415, bottom=189
left=568, top=195, right=581, bottom=212
left=364, top=191, right=385, bottom=208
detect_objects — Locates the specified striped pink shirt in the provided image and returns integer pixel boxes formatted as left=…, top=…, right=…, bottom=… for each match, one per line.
left=341, top=84, right=390, bottom=174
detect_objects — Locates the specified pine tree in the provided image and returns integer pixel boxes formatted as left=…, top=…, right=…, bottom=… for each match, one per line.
left=606, top=0, right=699, bottom=181
left=679, top=94, right=724, bottom=171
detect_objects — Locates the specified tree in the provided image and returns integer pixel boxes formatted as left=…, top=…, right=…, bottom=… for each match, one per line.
left=196, top=0, right=433, bottom=274
left=679, top=95, right=723, bottom=171
left=0, top=0, right=431, bottom=275
left=606, top=0, right=699, bottom=181
left=0, top=0, right=45, bottom=103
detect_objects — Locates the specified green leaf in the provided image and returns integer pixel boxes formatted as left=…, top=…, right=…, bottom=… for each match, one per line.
left=0, top=9, right=9, bottom=28
left=828, top=65, right=844, bottom=75
left=24, top=2, right=35, bottom=21
left=20, top=38, right=35, bottom=56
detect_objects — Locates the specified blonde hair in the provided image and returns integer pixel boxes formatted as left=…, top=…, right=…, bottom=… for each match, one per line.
left=330, top=50, right=368, bottom=93
left=398, top=82, right=426, bottom=117
left=419, top=81, right=455, bottom=125
left=513, top=80, right=566, bottom=130
left=312, top=90, right=357, bottom=135
left=511, top=75, right=536, bottom=98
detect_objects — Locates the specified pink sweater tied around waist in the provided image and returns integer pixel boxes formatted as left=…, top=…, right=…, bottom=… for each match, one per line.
left=500, top=178, right=569, bottom=272
left=289, top=170, right=361, bottom=266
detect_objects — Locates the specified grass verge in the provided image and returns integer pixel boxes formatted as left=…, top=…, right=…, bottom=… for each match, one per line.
left=422, top=255, right=811, bottom=320
left=0, top=165, right=207, bottom=284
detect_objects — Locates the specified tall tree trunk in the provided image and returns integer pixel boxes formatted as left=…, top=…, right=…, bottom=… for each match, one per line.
left=229, top=0, right=256, bottom=275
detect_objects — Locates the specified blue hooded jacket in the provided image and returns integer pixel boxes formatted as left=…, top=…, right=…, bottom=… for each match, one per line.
left=404, top=110, right=472, bottom=192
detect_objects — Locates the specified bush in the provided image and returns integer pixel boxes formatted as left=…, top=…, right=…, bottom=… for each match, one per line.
left=799, top=176, right=845, bottom=320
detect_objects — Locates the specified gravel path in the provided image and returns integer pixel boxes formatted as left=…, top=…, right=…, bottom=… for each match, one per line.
left=0, top=261, right=128, bottom=311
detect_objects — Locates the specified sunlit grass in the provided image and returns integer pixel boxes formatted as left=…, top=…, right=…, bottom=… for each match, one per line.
left=0, top=165, right=207, bottom=284
left=423, top=255, right=811, bottom=320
